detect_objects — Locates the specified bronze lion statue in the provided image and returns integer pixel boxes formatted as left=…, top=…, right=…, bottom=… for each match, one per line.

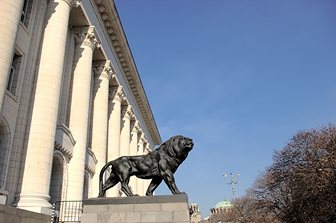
left=98, top=135, right=194, bottom=197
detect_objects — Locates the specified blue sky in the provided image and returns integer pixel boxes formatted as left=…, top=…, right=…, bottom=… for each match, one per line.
left=115, top=0, right=336, bottom=217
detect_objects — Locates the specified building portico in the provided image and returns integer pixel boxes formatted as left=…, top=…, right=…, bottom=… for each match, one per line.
left=0, top=0, right=161, bottom=214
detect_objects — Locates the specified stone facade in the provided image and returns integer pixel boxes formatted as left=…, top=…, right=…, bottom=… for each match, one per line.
left=190, top=203, right=201, bottom=223
left=0, top=0, right=161, bottom=214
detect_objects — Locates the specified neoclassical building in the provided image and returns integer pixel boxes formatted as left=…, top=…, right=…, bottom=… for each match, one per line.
left=0, top=0, right=161, bottom=214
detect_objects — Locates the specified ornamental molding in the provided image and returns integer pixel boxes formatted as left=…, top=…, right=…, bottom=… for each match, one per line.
left=109, top=85, right=124, bottom=102
left=61, top=0, right=81, bottom=8
left=121, top=105, right=134, bottom=120
left=139, top=135, right=147, bottom=146
left=93, top=60, right=114, bottom=80
left=74, top=26, right=101, bottom=50
left=131, top=120, right=140, bottom=133
left=144, top=147, right=152, bottom=154
left=93, top=0, right=161, bottom=145
left=86, top=148, right=98, bottom=176
left=54, top=124, right=76, bottom=160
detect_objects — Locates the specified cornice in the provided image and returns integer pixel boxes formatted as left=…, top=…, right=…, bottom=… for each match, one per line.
left=92, top=0, right=161, bottom=145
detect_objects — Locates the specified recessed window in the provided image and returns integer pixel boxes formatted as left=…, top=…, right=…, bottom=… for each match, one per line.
left=7, top=54, right=22, bottom=96
left=21, top=0, right=33, bottom=27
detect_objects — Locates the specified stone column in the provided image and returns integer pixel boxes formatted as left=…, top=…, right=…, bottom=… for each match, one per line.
left=67, top=26, right=100, bottom=201
left=136, top=135, right=146, bottom=195
left=119, top=105, right=133, bottom=157
left=143, top=143, right=151, bottom=195
left=0, top=0, right=25, bottom=112
left=129, top=121, right=139, bottom=194
left=17, top=0, right=80, bottom=213
left=90, top=61, right=113, bottom=198
left=106, top=86, right=123, bottom=197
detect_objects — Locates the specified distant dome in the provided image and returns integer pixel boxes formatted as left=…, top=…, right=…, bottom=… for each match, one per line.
left=214, top=200, right=233, bottom=209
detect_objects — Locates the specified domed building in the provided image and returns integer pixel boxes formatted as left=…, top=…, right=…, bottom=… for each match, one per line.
left=211, top=200, right=233, bottom=214
left=208, top=199, right=235, bottom=223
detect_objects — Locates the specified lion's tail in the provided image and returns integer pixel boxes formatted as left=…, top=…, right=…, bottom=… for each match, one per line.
left=98, top=161, right=113, bottom=197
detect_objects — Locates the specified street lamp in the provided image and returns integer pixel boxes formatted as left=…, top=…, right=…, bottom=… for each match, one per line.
left=223, top=172, right=240, bottom=201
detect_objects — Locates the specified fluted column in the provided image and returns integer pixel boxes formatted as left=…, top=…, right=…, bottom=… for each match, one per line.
left=129, top=121, right=139, bottom=194
left=120, top=105, right=133, bottom=157
left=90, top=61, right=113, bottom=198
left=106, top=86, right=123, bottom=197
left=17, top=0, right=80, bottom=213
left=0, top=0, right=25, bottom=111
left=136, top=135, right=146, bottom=195
left=119, top=105, right=133, bottom=197
left=67, top=26, right=100, bottom=201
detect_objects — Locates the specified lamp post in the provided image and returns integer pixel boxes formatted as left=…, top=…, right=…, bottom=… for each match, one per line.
left=224, top=172, right=240, bottom=201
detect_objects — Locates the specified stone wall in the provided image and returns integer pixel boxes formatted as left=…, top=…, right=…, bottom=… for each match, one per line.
left=81, top=194, right=190, bottom=223
left=0, top=204, right=50, bottom=223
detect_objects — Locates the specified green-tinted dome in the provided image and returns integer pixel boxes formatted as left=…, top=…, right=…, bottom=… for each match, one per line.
left=214, top=200, right=233, bottom=209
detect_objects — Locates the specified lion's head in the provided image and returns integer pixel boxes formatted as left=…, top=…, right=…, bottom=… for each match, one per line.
left=160, top=135, right=194, bottom=157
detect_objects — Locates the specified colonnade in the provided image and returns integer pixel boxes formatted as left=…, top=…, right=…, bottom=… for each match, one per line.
left=14, top=0, right=151, bottom=213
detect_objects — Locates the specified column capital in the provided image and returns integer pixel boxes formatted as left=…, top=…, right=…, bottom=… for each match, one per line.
left=61, top=0, right=81, bottom=7
left=139, top=135, right=147, bottom=145
left=131, top=121, right=141, bottom=133
left=93, top=60, right=115, bottom=80
left=109, top=86, right=124, bottom=102
left=121, top=105, right=134, bottom=120
left=74, top=26, right=100, bottom=50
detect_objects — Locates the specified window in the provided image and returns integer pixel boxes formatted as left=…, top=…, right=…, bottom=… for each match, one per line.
left=7, top=54, right=22, bottom=96
left=21, top=0, right=33, bottom=27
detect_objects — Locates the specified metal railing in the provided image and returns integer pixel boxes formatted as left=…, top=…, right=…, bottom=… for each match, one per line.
left=51, top=200, right=83, bottom=223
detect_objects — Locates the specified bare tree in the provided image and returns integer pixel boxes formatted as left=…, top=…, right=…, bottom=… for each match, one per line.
left=249, top=125, right=336, bottom=222
left=232, top=190, right=279, bottom=223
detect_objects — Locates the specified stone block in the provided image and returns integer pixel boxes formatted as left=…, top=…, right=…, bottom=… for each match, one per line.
left=156, top=211, right=173, bottom=222
left=97, top=213, right=112, bottom=223
left=126, top=212, right=141, bottom=222
left=84, top=204, right=108, bottom=213
left=109, top=204, right=134, bottom=213
left=109, top=212, right=126, bottom=223
left=162, top=202, right=188, bottom=211
left=82, top=194, right=190, bottom=223
left=140, top=212, right=157, bottom=222
left=81, top=213, right=97, bottom=223
left=173, top=210, right=190, bottom=222
left=134, top=203, right=161, bottom=212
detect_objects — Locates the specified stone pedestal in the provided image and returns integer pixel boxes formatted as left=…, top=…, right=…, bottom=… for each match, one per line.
left=81, top=194, right=190, bottom=223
